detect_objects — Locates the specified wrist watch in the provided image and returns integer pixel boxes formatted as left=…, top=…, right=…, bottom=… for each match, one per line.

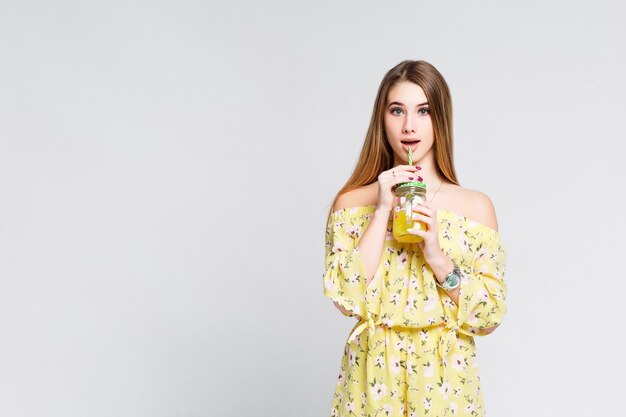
left=437, top=263, right=461, bottom=291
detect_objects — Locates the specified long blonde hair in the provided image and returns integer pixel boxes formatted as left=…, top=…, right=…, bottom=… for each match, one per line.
left=326, top=60, right=459, bottom=227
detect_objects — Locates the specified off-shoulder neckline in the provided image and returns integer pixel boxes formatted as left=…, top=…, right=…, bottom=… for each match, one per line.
left=331, top=204, right=500, bottom=236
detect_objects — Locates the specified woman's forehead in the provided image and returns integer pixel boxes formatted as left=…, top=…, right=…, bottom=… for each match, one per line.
left=387, top=81, right=427, bottom=104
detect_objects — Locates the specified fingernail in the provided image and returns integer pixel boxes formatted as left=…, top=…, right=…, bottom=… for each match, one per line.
left=408, top=177, right=413, bottom=180
left=416, top=166, right=421, bottom=170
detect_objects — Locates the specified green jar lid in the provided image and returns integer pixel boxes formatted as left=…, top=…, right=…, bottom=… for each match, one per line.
left=393, top=179, right=427, bottom=195
left=397, top=180, right=426, bottom=189
left=394, top=179, right=427, bottom=189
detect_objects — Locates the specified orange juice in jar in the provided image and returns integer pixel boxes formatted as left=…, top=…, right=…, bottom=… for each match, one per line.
left=392, top=180, right=427, bottom=243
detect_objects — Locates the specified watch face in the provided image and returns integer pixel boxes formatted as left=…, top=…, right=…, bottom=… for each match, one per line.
left=446, top=273, right=460, bottom=288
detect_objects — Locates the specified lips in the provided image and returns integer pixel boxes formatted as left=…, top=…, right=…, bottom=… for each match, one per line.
left=401, top=140, right=420, bottom=150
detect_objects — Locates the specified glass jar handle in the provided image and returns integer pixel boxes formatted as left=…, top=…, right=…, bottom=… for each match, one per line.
left=405, top=195, right=413, bottom=225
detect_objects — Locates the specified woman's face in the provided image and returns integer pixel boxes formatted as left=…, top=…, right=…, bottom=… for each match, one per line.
left=383, top=81, right=434, bottom=166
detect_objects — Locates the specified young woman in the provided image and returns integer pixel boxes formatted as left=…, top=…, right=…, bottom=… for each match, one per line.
left=323, top=60, right=508, bottom=416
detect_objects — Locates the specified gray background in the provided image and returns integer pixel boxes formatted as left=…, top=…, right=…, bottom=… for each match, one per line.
left=1, top=1, right=624, bottom=416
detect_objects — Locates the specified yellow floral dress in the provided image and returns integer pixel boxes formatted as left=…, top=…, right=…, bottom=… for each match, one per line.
left=323, top=205, right=507, bottom=417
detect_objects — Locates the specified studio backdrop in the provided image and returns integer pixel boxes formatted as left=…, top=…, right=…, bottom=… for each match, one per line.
left=0, top=1, right=624, bottom=416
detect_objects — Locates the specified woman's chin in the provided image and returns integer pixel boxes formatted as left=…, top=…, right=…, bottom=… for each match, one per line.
left=394, top=154, right=421, bottom=166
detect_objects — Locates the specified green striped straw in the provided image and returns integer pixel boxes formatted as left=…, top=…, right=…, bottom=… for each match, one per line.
left=408, top=146, right=413, bottom=166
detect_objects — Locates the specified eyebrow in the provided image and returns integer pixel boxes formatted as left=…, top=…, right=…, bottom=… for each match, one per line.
left=387, top=101, right=429, bottom=107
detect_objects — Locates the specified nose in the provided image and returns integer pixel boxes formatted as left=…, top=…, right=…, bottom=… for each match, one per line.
left=402, top=114, right=416, bottom=134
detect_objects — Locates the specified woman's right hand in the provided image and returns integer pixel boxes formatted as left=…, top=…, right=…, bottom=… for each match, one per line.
left=376, top=165, right=421, bottom=212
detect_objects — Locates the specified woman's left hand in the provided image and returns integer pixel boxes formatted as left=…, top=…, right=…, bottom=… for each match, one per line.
left=407, top=201, right=444, bottom=263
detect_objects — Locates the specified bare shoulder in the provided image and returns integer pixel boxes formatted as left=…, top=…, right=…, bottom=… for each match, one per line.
left=333, top=183, right=378, bottom=211
left=443, top=184, right=498, bottom=231
left=462, top=188, right=499, bottom=231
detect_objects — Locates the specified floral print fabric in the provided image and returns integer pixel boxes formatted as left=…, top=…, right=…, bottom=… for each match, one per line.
left=323, top=205, right=507, bottom=417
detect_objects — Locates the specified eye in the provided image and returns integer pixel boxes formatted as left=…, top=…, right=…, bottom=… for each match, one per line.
left=390, top=107, right=404, bottom=116
left=418, top=107, right=430, bottom=116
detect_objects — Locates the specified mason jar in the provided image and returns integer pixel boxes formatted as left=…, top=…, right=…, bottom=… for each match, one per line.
left=392, top=180, right=427, bottom=243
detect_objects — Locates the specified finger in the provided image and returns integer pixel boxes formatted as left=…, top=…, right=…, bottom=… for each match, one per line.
left=390, top=165, right=420, bottom=175
left=389, top=172, right=417, bottom=183
left=420, top=201, right=434, bottom=211
left=392, top=177, right=419, bottom=187
left=382, top=171, right=407, bottom=184
left=383, top=175, right=411, bottom=187
left=410, top=213, right=433, bottom=225
left=412, top=203, right=434, bottom=215
left=406, top=225, right=427, bottom=236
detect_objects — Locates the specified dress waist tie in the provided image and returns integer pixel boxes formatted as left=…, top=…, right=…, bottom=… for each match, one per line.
left=438, top=321, right=460, bottom=361
left=346, top=315, right=382, bottom=345
left=347, top=316, right=463, bottom=355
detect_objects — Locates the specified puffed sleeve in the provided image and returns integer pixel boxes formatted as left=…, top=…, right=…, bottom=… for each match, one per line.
left=322, top=209, right=370, bottom=318
left=447, top=226, right=508, bottom=336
